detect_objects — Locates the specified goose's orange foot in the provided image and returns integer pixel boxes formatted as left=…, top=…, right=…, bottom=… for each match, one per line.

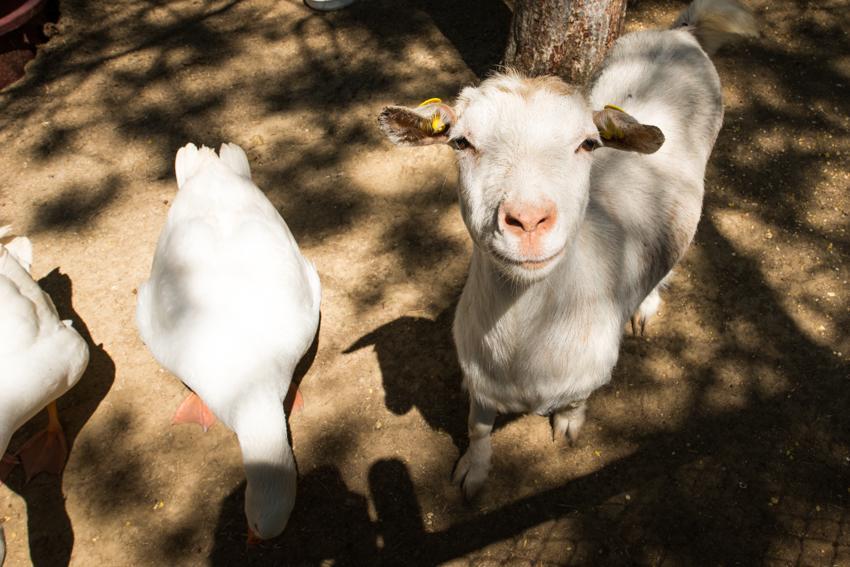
left=17, top=427, right=68, bottom=482
left=17, top=402, right=68, bottom=482
left=172, top=392, right=216, bottom=432
left=284, top=384, right=304, bottom=415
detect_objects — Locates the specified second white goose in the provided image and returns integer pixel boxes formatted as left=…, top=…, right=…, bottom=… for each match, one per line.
left=136, top=143, right=321, bottom=541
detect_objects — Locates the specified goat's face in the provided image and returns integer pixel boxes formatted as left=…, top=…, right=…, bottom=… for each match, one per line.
left=450, top=75, right=597, bottom=281
left=379, top=72, right=664, bottom=283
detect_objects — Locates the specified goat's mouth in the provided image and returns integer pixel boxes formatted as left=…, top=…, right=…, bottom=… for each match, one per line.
left=491, top=246, right=566, bottom=271
left=521, top=258, right=555, bottom=270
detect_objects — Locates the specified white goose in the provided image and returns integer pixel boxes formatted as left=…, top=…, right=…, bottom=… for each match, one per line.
left=136, top=143, right=321, bottom=541
left=0, top=227, right=89, bottom=484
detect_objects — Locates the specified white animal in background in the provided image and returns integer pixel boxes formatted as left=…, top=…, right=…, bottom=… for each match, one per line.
left=0, top=227, right=89, bottom=485
left=136, top=143, right=321, bottom=540
left=379, top=0, right=756, bottom=497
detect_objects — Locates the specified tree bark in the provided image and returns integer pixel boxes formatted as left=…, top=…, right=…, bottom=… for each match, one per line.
left=504, top=0, right=627, bottom=85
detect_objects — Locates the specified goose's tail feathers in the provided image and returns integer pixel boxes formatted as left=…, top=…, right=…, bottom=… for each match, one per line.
left=175, top=143, right=213, bottom=189
left=175, top=142, right=253, bottom=189
left=218, top=143, right=252, bottom=180
left=0, top=225, right=33, bottom=274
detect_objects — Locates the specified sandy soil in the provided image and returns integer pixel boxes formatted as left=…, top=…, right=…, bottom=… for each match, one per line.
left=0, top=0, right=848, bottom=565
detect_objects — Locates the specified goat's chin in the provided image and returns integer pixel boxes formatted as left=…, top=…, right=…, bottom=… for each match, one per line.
left=489, top=248, right=565, bottom=283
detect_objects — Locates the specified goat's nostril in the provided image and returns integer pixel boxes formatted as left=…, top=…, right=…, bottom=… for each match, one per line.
left=505, top=214, right=524, bottom=230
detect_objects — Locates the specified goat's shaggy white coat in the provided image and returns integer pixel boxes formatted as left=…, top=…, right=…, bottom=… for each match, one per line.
left=379, top=0, right=756, bottom=498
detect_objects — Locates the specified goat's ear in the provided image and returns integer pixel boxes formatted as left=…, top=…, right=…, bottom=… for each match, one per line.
left=592, top=106, right=665, bottom=154
left=378, top=101, right=456, bottom=146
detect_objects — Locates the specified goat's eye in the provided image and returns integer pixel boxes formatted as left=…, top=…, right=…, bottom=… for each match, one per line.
left=578, top=138, right=600, bottom=152
left=450, top=137, right=473, bottom=151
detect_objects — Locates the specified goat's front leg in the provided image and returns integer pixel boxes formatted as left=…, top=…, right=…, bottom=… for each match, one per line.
left=452, top=397, right=496, bottom=500
left=552, top=398, right=587, bottom=443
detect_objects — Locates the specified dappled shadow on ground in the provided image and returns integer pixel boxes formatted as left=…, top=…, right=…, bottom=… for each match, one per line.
left=2, top=269, right=115, bottom=567
left=31, top=175, right=120, bottom=233
left=414, top=0, right=512, bottom=78
left=1, top=0, right=473, bottom=309
left=1, top=0, right=848, bottom=564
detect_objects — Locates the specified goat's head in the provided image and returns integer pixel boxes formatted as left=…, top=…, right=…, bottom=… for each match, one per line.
left=379, top=71, right=664, bottom=283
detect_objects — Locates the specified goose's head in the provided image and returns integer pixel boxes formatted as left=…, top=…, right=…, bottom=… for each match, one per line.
left=244, top=462, right=297, bottom=541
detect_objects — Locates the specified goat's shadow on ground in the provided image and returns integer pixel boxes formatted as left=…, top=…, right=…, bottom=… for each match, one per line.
left=344, top=304, right=511, bottom=448
left=2, top=269, right=115, bottom=567
left=345, top=305, right=466, bottom=447
left=345, top=302, right=523, bottom=450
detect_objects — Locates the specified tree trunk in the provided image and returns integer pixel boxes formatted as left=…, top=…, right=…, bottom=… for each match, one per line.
left=504, top=0, right=627, bottom=85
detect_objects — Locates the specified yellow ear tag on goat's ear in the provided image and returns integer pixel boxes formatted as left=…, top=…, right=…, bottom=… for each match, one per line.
left=430, top=114, right=446, bottom=134
left=417, top=98, right=446, bottom=134
left=599, top=104, right=627, bottom=140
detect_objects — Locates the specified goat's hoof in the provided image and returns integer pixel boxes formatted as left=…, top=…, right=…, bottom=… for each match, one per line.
left=452, top=451, right=489, bottom=500
left=552, top=403, right=587, bottom=444
left=631, top=288, right=662, bottom=336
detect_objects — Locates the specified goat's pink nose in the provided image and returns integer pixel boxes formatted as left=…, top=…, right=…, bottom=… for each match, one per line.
left=499, top=201, right=557, bottom=236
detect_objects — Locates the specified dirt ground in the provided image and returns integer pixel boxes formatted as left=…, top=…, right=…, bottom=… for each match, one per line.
left=0, top=0, right=848, bottom=565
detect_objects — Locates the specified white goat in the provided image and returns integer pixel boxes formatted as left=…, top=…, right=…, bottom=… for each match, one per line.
left=378, top=0, right=756, bottom=498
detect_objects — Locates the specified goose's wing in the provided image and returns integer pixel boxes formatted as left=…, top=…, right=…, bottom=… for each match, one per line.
left=0, top=245, right=53, bottom=355
left=0, top=241, right=89, bottom=469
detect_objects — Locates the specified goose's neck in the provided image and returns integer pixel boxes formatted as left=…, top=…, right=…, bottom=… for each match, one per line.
left=233, top=392, right=294, bottom=472
left=233, top=390, right=297, bottom=538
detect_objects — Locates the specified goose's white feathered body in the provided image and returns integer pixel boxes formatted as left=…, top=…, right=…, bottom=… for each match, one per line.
left=136, top=143, right=320, bottom=538
left=0, top=230, right=89, bottom=459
